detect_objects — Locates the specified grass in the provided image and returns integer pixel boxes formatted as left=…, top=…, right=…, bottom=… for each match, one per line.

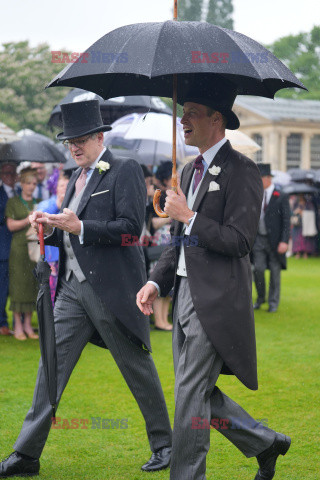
left=0, top=257, right=319, bottom=479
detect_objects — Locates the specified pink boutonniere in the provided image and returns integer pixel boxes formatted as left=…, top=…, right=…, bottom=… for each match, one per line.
left=273, top=191, right=280, bottom=197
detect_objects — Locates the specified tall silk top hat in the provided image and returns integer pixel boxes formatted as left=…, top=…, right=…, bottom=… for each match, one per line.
left=257, top=163, right=273, bottom=177
left=178, top=77, right=240, bottom=130
left=56, top=100, right=111, bottom=141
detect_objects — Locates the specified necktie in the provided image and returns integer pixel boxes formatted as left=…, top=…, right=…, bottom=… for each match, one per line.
left=75, top=168, right=89, bottom=196
left=193, top=155, right=204, bottom=193
left=38, top=183, right=43, bottom=200
left=263, top=191, right=268, bottom=213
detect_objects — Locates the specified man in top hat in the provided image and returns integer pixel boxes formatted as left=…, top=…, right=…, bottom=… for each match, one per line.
left=252, top=163, right=290, bottom=313
left=137, top=81, right=291, bottom=480
left=0, top=100, right=172, bottom=478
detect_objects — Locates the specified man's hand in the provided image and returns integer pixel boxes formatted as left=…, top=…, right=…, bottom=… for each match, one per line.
left=277, top=242, right=288, bottom=255
left=136, top=283, right=158, bottom=316
left=164, top=183, right=194, bottom=224
left=43, top=208, right=82, bottom=235
left=29, top=211, right=53, bottom=236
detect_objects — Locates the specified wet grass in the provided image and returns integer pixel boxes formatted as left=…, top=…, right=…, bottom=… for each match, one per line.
left=0, top=257, right=319, bottom=479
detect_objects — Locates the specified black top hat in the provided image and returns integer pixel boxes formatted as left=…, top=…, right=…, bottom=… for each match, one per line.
left=56, top=100, right=111, bottom=141
left=178, top=79, right=240, bottom=130
left=257, top=163, right=273, bottom=177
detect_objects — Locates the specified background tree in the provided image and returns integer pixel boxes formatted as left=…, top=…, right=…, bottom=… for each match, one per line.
left=268, top=26, right=320, bottom=99
left=177, top=0, right=234, bottom=28
left=0, top=41, right=70, bottom=137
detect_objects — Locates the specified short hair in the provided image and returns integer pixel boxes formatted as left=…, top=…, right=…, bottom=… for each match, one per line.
left=206, top=107, right=227, bottom=128
left=140, top=164, right=152, bottom=178
left=155, top=161, right=172, bottom=185
left=20, top=167, right=37, bottom=184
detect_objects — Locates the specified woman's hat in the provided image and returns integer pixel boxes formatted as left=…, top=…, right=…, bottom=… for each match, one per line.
left=56, top=100, right=111, bottom=141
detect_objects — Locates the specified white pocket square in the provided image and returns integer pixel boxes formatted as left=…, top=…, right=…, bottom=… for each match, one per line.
left=91, top=189, right=109, bottom=197
left=208, top=181, right=220, bottom=192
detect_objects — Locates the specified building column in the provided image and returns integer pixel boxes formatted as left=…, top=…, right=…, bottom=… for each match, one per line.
left=279, top=132, right=288, bottom=171
left=301, top=132, right=312, bottom=169
left=268, top=130, right=281, bottom=170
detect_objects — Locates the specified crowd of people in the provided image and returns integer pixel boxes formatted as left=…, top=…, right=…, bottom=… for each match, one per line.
left=1, top=155, right=320, bottom=338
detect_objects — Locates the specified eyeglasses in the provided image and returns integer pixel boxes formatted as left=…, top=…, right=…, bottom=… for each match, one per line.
left=63, top=134, right=94, bottom=148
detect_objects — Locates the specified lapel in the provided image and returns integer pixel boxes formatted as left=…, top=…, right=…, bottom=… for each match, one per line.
left=192, top=140, right=231, bottom=213
left=265, top=188, right=280, bottom=215
left=174, top=162, right=195, bottom=236
left=60, top=168, right=81, bottom=211
left=76, top=149, right=113, bottom=217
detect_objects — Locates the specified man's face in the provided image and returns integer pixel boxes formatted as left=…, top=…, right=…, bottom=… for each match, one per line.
left=0, top=164, right=17, bottom=187
left=31, top=163, right=47, bottom=182
left=262, top=175, right=272, bottom=189
left=181, top=102, right=219, bottom=153
left=67, top=133, right=104, bottom=168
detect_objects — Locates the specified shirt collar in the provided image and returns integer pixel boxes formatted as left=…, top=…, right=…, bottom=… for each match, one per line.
left=202, top=137, right=227, bottom=166
left=88, top=147, right=107, bottom=170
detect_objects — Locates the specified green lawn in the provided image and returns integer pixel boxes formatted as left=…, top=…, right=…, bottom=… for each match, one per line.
left=0, top=257, right=319, bottom=479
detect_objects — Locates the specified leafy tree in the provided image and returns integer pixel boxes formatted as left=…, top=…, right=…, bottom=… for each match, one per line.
left=178, top=0, right=234, bottom=29
left=206, top=0, right=233, bottom=29
left=267, top=26, right=320, bottom=100
left=0, top=41, right=70, bottom=137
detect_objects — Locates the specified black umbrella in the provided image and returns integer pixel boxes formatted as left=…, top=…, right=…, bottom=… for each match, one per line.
left=34, top=224, right=57, bottom=422
left=47, top=5, right=306, bottom=216
left=0, top=133, right=66, bottom=163
left=47, top=22, right=306, bottom=99
left=287, top=168, right=316, bottom=183
left=49, top=88, right=172, bottom=128
left=283, top=182, right=319, bottom=195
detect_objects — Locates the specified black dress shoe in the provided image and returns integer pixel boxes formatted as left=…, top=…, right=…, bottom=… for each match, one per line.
left=253, top=301, right=264, bottom=310
left=267, top=307, right=277, bottom=313
left=254, top=433, right=291, bottom=479
left=0, top=452, right=40, bottom=478
left=141, top=446, right=171, bottom=472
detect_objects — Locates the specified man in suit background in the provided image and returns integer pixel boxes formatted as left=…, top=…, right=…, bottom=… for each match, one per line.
left=0, top=162, right=17, bottom=336
left=0, top=100, right=171, bottom=478
left=137, top=83, right=291, bottom=480
left=31, top=163, right=50, bottom=201
left=252, top=163, right=291, bottom=313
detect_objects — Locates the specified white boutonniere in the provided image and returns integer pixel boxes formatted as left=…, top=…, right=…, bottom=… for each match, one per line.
left=208, top=181, right=220, bottom=192
left=208, top=165, right=221, bottom=176
left=96, top=160, right=110, bottom=174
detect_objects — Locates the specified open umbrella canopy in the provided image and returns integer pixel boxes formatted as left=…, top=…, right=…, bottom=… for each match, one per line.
left=225, top=130, right=260, bottom=156
left=282, top=182, right=319, bottom=195
left=47, top=21, right=306, bottom=99
left=0, top=131, right=66, bottom=163
left=287, top=168, right=317, bottom=183
left=49, top=88, right=172, bottom=128
left=104, top=112, right=198, bottom=165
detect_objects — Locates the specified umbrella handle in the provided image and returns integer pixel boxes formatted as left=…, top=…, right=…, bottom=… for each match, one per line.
left=38, top=224, right=45, bottom=258
left=153, top=174, right=178, bottom=218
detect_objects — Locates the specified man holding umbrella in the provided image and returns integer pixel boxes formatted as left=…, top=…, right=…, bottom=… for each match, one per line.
left=137, top=83, right=291, bottom=480
left=0, top=100, right=172, bottom=478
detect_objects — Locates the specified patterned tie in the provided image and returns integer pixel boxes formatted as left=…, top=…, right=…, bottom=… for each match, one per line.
left=193, top=155, right=204, bottom=193
left=75, top=168, right=89, bottom=196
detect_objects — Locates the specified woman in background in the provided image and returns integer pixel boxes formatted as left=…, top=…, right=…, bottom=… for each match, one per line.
left=37, top=172, right=69, bottom=304
left=5, top=167, right=39, bottom=340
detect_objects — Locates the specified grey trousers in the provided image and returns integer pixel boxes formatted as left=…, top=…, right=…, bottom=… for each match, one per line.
left=14, top=274, right=172, bottom=458
left=252, top=234, right=282, bottom=309
left=170, top=277, right=276, bottom=480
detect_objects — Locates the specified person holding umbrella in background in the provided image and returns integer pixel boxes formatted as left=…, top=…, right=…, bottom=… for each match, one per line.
left=137, top=84, right=291, bottom=480
left=0, top=100, right=172, bottom=478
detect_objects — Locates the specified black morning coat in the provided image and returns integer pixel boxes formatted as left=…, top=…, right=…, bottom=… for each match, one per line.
left=150, top=141, right=264, bottom=390
left=46, top=149, right=151, bottom=352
